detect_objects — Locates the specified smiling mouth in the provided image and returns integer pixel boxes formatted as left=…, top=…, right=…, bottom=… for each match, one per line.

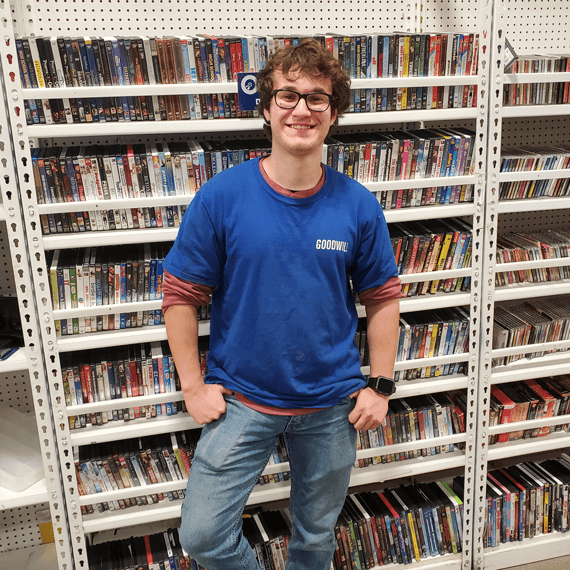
left=288, top=125, right=315, bottom=130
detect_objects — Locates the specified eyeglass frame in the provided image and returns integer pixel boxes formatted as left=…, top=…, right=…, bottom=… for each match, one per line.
left=272, top=89, right=334, bottom=112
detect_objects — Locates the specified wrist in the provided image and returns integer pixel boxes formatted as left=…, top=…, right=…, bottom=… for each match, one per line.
left=366, top=375, right=396, bottom=397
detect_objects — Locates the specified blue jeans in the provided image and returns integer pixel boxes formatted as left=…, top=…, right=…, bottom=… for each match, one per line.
left=179, top=394, right=357, bottom=570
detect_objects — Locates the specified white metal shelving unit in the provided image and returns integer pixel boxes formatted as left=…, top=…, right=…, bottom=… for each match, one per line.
left=474, top=1, right=570, bottom=569
left=0, top=3, right=70, bottom=566
left=4, top=1, right=494, bottom=569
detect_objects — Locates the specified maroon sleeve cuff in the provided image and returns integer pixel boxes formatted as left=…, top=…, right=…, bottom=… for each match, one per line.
left=358, top=276, right=402, bottom=307
left=161, top=270, right=213, bottom=313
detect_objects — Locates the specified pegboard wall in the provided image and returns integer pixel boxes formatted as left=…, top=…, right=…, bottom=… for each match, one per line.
left=501, top=117, right=570, bottom=148
left=0, top=222, right=16, bottom=296
left=498, top=209, right=570, bottom=233
left=16, top=0, right=417, bottom=37
left=499, top=0, right=570, bottom=55
left=0, top=371, right=34, bottom=415
left=0, top=505, right=49, bottom=553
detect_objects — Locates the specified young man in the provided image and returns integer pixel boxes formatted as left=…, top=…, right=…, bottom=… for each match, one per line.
left=162, top=39, right=400, bottom=570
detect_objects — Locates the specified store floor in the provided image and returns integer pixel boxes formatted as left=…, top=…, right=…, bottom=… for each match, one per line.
left=503, top=556, right=570, bottom=570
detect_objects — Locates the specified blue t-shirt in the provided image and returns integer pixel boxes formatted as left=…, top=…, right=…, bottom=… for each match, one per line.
left=164, top=158, right=398, bottom=408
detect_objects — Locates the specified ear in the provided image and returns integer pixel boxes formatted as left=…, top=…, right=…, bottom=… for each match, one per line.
left=330, top=109, right=338, bottom=125
left=263, top=107, right=271, bottom=124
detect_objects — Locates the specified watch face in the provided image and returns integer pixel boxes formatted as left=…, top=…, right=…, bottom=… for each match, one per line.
left=369, top=376, right=396, bottom=395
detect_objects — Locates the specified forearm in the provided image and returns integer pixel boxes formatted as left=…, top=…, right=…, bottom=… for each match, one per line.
left=163, top=304, right=204, bottom=395
left=366, top=297, right=400, bottom=378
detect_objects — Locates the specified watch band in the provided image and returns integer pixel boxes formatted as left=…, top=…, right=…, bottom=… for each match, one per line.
left=367, top=375, right=396, bottom=397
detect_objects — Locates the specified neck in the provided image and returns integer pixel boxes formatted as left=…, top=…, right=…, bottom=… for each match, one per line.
left=262, top=149, right=323, bottom=191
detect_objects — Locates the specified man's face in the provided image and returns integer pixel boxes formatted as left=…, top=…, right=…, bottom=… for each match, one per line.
left=264, top=69, right=337, bottom=158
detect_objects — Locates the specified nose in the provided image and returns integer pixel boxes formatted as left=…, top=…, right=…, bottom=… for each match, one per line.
left=292, top=96, right=311, bottom=115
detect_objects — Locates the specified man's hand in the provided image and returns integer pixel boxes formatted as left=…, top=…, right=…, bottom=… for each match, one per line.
left=184, top=382, right=234, bottom=425
left=348, top=387, right=390, bottom=431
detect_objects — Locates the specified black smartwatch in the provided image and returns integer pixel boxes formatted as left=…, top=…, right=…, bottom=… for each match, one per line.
left=367, top=375, right=396, bottom=397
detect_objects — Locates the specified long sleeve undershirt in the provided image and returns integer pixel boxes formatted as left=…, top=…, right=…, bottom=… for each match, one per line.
left=162, top=158, right=401, bottom=415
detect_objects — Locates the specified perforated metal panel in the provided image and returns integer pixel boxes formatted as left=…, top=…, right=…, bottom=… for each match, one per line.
left=0, top=222, right=16, bottom=296
left=0, top=504, right=48, bottom=553
left=21, top=0, right=416, bottom=36
left=0, top=371, right=34, bottom=413
left=500, top=0, right=570, bottom=55
left=501, top=117, right=570, bottom=148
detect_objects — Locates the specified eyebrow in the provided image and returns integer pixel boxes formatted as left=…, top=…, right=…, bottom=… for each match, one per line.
left=278, top=86, right=332, bottom=94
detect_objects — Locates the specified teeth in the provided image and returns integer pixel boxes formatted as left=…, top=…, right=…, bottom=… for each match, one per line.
left=290, top=125, right=313, bottom=130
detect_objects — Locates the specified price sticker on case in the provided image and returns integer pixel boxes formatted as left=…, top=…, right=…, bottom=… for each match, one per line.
left=237, top=72, right=259, bottom=111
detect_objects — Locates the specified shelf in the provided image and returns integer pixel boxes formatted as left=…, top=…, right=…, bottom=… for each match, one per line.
left=67, top=391, right=187, bottom=416
left=394, top=374, right=469, bottom=399
left=0, top=203, right=5, bottom=222
left=498, top=168, right=570, bottom=183
left=27, top=107, right=479, bottom=139
left=399, top=268, right=471, bottom=284
left=504, top=72, right=570, bottom=84
left=22, top=75, right=480, bottom=100
left=488, top=413, right=570, bottom=438
left=40, top=204, right=477, bottom=247
left=400, top=291, right=471, bottom=313
left=367, top=175, right=475, bottom=194
left=0, top=348, right=28, bottom=373
left=383, top=203, right=475, bottom=223
left=56, top=320, right=210, bottom=351
left=0, top=479, right=49, bottom=510
left=37, top=194, right=194, bottom=215
left=69, top=412, right=199, bottom=446
left=491, top=350, right=570, bottom=384
left=79, top=450, right=466, bottom=533
left=502, top=104, right=570, bottom=118
left=487, top=430, right=570, bottom=461
left=494, top=279, right=570, bottom=302
left=394, top=352, right=470, bottom=372
left=482, top=531, right=570, bottom=570
left=42, top=227, right=180, bottom=250
left=496, top=196, right=570, bottom=213
left=492, top=338, right=570, bottom=361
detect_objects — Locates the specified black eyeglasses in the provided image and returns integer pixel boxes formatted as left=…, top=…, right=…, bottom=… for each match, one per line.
left=272, top=89, right=333, bottom=112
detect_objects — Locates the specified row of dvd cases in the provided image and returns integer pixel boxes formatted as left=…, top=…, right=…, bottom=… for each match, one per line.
left=3, top=1, right=570, bottom=570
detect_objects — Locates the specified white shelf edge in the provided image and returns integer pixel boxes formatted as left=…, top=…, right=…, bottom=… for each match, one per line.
left=504, top=72, right=570, bottom=84
left=22, top=75, right=480, bottom=99
left=27, top=107, right=479, bottom=138
left=69, top=413, right=199, bottom=446
left=38, top=195, right=194, bottom=215
left=491, top=352, right=570, bottom=384
left=488, top=413, right=570, bottom=436
left=494, top=280, right=570, bottom=301
left=0, top=348, right=28, bottom=373
left=383, top=203, right=475, bottom=223
left=487, top=430, right=570, bottom=461
left=498, top=168, right=570, bottom=183
left=482, top=531, right=570, bottom=570
left=495, top=257, right=570, bottom=272
left=42, top=227, right=180, bottom=250
left=0, top=479, right=49, bottom=510
left=400, top=292, right=471, bottom=312
left=366, top=175, right=475, bottom=193
left=501, top=104, right=570, bottom=118
left=495, top=196, right=570, bottom=213
left=492, top=339, right=570, bottom=359
left=56, top=321, right=210, bottom=352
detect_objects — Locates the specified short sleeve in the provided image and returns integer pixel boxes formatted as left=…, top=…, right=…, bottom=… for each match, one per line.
left=163, top=192, right=224, bottom=287
left=350, top=201, right=399, bottom=293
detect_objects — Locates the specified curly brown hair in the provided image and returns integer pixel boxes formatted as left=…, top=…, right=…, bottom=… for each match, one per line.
left=256, top=39, right=351, bottom=135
